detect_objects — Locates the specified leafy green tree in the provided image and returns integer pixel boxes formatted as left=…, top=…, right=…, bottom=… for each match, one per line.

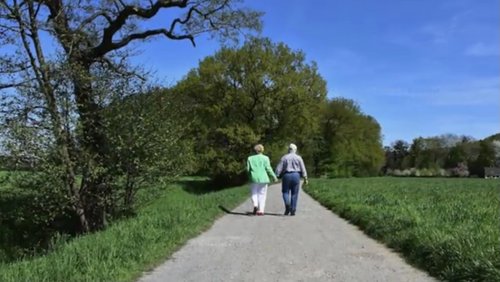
left=470, top=140, right=496, bottom=177
left=172, top=37, right=327, bottom=184
left=445, top=143, right=467, bottom=169
left=385, top=140, right=410, bottom=170
left=407, top=137, right=447, bottom=169
left=104, top=88, right=197, bottom=210
left=318, top=98, right=384, bottom=177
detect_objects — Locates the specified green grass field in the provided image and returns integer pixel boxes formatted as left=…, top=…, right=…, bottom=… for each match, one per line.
left=305, top=177, right=500, bottom=281
left=0, top=179, right=249, bottom=282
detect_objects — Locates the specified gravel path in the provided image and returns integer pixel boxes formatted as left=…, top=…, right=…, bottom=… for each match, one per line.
left=139, top=183, right=436, bottom=282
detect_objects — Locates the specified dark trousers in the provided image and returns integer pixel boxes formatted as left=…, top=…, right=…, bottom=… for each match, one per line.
left=281, top=172, right=300, bottom=211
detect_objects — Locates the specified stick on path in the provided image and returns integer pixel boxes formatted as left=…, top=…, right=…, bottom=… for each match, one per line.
left=139, top=183, right=435, bottom=282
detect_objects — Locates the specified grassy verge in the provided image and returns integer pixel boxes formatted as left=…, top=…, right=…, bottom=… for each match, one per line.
left=305, top=177, right=500, bottom=281
left=0, top=180, right=249, bottom=282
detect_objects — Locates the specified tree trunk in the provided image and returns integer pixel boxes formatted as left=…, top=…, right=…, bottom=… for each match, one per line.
left=71, top=61, right=111, bottom=231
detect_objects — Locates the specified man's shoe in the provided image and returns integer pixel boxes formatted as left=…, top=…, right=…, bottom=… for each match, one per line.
left=253, top=207, right=258, bottom=215
left=284, top=205, right=290, bottom=215
left=290, top=210, right=296, bottom=216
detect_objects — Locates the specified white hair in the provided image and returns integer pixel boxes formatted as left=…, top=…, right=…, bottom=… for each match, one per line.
left=254, top=144, right=264, bottom=153
left=288, top=143, right=297, bottom=153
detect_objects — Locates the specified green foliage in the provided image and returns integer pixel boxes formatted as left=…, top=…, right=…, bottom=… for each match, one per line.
left=386, top=134, right=500, bottom=178
left=172, top=37, right=327, bottom=184
left=445, top=143, right=467, bottom=168
left=385, top=140, right=410, bottom=170
left=0, top=169, right=79, bottom=263
left=473, top=141, right=496, bottom=177
left=317, top=98, right=385, bottom=177
left=0, top=180, right=249, bottom=281
left=104, top=88, right=197, bottom=208
left=306, top=178, right=500, bottom=281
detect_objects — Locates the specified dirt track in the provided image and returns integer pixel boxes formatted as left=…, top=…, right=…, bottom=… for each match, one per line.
left=139, top=183, right=436, bottom=282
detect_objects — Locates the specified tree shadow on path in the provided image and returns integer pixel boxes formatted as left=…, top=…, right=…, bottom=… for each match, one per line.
left=218, top=205, right=283, bottom=217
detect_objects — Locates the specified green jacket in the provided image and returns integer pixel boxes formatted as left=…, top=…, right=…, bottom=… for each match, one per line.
left=246, top=153, right=277, bottom=184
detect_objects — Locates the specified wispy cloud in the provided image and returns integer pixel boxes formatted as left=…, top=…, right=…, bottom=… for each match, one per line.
left=418, top=10, right=472, bottom=44
left=464, top=42, right=500, bottom=56
left=393, top=78, right=497, bottom=105
left=428, top=77, right=500, bottom=106
left=419, top=23, right=457, bottom=44
left=433, top=114, right=499, bottom=139
left=319, top=48, right=366, bottom=76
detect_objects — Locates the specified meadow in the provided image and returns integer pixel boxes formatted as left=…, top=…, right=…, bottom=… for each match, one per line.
left=0, top=177, right=249, bottom=282
left=305, top=177, right=500, bottom=281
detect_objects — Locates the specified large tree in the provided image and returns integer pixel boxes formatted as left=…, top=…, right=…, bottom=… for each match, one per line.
left=172, top=37, right=327, bottom=184
left=318, top=98, right=385, bottom=177
left=0, top=0, right=261, bottom=232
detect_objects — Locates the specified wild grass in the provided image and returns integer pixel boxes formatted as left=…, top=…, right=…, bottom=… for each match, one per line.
left=0, top=179, right=249, bottom=282
left=305, top=177, right=500, bottom=281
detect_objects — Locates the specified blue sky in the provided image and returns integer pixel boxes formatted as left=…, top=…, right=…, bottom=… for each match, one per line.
left=132, top=0, right=499, bottom=145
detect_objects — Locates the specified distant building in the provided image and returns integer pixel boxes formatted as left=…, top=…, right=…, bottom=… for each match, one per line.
left=484, top=167, right=500, bottom=179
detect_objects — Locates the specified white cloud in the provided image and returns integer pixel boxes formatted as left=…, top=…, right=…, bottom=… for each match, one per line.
left=464, top=42, right=500, bottom=56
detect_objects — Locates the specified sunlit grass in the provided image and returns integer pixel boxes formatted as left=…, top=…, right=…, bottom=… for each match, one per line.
left=0, top=180, right=249, bottom=282
left=305, top=177, right=500, bottom=281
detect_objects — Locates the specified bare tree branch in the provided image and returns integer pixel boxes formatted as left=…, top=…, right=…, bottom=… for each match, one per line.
left=76, top=11, right=113, bottom=31
left=100, top=27, right=196, bottom=52
left=0, top=81, right=26, bottom=89
left=98, top=56, right=146, bottom=81
left=91, top=0, right=188, bottom=57
left=90, top=0, right=235, bottom=57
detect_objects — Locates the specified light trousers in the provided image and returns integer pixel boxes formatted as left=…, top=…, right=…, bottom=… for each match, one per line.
left=250, top=183, right=268, bottom=212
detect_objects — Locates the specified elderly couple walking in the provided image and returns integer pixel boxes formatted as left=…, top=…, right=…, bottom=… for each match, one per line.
left=246, top=143, right=308, bottom=216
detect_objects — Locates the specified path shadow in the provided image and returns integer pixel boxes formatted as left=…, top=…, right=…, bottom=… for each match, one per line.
left=178, top=178, right=236, bottom=195
left=218, top=205, right=251, bottom=216
left=178, top=179, right=213, bottom=195
left=178, top=177, right=241, bottom=195
left=218, top=205, right=284, bottom=217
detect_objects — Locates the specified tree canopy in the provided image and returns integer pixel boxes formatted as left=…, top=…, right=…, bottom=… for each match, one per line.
left=172, top=37, right=327, bottom=184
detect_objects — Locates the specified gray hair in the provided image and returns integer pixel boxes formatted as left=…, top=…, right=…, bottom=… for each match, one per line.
left=288, top=143, right=297, bottom=153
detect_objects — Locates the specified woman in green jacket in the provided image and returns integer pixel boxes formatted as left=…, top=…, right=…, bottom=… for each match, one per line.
left=246, top=144, right=278, bottom=216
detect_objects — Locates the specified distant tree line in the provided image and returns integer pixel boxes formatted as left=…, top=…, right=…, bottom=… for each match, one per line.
left=383, top=134, right=500, bottom=177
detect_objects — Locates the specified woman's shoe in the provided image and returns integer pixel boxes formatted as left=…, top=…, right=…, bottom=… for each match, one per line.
left=256, top=211, right=264, bottom=216
left=253, top=207, right=258, bottom=215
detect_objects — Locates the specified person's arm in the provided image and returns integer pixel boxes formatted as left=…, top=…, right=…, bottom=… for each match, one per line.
left=299, top=156, right=308, bottom=185
left=246, top=157, right=252, bottom=177
left=265, top=157, right=278, bottom=181
left=275, top=157, right=284, bottom=178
